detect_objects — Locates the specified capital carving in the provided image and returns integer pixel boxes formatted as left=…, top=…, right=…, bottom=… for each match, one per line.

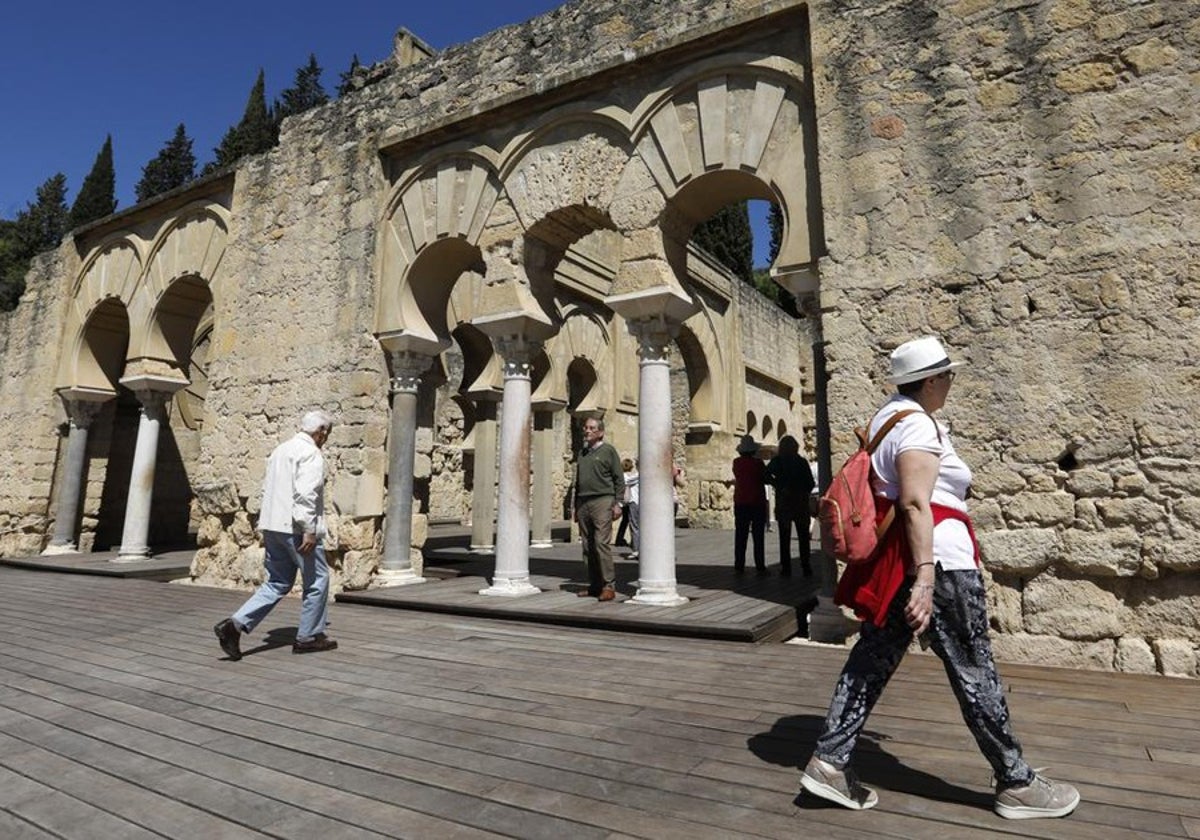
left=132, top=389, right=174, bottom=422
left=493, top=335, right=542, bottom=380
left=628, top=317, right=680, bottom=364
left=388, top=349, right=432, bottom=394
left=64, top=399, right=105, bottom=429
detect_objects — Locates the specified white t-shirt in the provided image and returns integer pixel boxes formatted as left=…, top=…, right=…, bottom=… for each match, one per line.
left=868, top=395, right=975, bottom=571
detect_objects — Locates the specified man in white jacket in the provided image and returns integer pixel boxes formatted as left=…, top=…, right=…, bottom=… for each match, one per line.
left=214, top=410, right=337, bottom=659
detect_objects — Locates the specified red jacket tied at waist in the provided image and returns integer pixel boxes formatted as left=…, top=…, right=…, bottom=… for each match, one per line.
left=834, top=497, right=980, bottom=628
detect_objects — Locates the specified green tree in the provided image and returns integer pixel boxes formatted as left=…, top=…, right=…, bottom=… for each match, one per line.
left=206, top=69, right=276, bottom=174
left=768, top=202, right=783, bottom=263
left=0, top=174, right=69, bottom=310
left=691, top=201, right=753, bottom=284
left=275, top=54, right=329, bottom=121
left=135, top=124, right=197, bottom=203
left=337, top=54, right=362, bottom=97
left=68, top=135, right=116, bottom=229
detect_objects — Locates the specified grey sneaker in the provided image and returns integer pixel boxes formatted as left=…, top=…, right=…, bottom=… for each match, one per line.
left=995, top=773, right=1080, bottom=820
left=800, top=755, right=878, bottom=810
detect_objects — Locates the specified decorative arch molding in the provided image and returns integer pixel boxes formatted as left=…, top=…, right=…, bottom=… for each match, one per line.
left=630, top=56, right=817, bottom=271
left=677, top=300, right=728, bottom=428
left=377, top=154, right=500, bottom=336
left=73, top=234, right=145, bottom=303
left=499, top=116, right=630, bottom=241
left=541, top=305, right=611, bottom=413
left=127, top=203, right=228, bottom=371
left=58, top=237, right=143, bottom=391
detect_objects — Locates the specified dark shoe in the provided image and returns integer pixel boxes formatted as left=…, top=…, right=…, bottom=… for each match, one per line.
left=756, top=566, right=769, bottom=576
left=802, top=564, right=814, bottom=578
left=598, top=586, right=616, bottom=602
left=293, top=634, right=338, bottom=654
left=213, top=618, right=242, bottom=661
left=734, top=564, right=745, bottom=574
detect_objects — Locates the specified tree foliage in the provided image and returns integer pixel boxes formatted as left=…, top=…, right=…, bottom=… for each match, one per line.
left=337, top=54, right=362, bottom=97
left=691, top=201, right=753, bottom=284
left=275, top=54, right=329, bottom=121
left=205, top=69, right=277, bottom=174
left=136, top=124, right=197, bottom=204
left=0, top=173, right=69, bottom=311
left=68, top=135, right=116, bottom=230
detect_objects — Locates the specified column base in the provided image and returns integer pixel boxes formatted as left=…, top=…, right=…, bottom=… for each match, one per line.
left=115, top=547, right=151, bottom=563
left=371, top=568, right=427, bottom=588
left=41, top=542, right=79, bottom=556
left=529, top=540, right=553, bottom=549
left=806, top=598, right=856, bottom=644
left=630, top=581, right=688, bottom=606
left=469, top=544, right=495, bottom=554
left=479, top=578, right=541, bottom=597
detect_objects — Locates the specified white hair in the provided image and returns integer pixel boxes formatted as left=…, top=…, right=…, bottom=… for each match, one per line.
left=299, top=410, right=334, bottom=434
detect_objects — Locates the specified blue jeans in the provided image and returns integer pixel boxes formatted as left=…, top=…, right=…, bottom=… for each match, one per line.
left=232, top=530, right=330, bottom=642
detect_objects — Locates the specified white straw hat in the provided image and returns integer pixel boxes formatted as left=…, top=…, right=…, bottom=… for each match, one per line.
left=886, top=336, right=965, bottom=385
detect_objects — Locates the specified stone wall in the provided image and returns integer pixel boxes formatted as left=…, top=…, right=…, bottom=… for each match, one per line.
left=813, top=0, right=1199, bottom=676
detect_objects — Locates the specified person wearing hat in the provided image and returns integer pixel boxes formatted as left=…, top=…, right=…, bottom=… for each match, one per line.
left=800, top=336, right=1080, bottom=821
left=732, top=434, right=768, bottom=574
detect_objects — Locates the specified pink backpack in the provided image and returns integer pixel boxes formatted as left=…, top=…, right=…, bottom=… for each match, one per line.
left=819, top=410, right=932, bottom=565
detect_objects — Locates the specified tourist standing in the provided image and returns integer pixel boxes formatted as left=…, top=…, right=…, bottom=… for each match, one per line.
left=765, top=435, right=815, bottom=576
left=732, top=435, right=768, bottom=573
left=573, top=417, right=624, bottom=601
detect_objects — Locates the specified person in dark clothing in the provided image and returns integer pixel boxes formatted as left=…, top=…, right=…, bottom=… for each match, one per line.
left=572, top=417, right=625, bottom=601
left=765, top=435, right=815, bottom=577
left=732, top=435, right=768, bottom=574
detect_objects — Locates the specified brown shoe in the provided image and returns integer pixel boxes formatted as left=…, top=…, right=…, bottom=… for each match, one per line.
left=598, top=586, right=616, bottom=602
left=293, top=634, right=338, bottom=654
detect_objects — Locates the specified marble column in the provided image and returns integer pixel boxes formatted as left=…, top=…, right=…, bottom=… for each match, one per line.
left=375, top=350, right=432, bottom=587
left=43, top=394, right=109, bottom=554
left=116, top=386, right=179, bottom=562
left=479, top=336, right=540, bottom=597
left=469, top=400, right=498, bottom=552
left=529, top=409, right=555, bottom=549
left=628, top=318, right=688, bottom=606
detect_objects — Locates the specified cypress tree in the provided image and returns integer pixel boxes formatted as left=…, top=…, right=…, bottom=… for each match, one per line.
left=207, top=69, right=276, bottom=173
left=691, top=201, right=753, bottom=284
left=1, top=174, right=69, bottom=310
left=337, top=54, right=362, bottom=97
left=135, top=124, right=197, bottom=203
left=276, top=54, right=329, bottom=121
left=68, top=135, right=117, bottom=229
left=768, top=202, right=783, bottom=264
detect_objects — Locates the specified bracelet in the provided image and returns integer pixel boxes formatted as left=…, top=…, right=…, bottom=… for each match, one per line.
left=913, top=583, right=934, bottom=591
left=915, top=562, right=935, bottom=569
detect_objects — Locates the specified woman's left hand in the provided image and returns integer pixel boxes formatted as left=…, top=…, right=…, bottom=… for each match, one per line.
left=904, top=582, right=934, bottom=634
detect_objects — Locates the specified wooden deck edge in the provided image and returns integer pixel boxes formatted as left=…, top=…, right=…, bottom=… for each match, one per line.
left=0, top=556, right=190, bottom=581
left=335, top=590, right=798, bottom=644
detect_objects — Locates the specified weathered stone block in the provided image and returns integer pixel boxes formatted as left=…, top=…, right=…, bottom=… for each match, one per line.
left=1002, top=492, right=1075, bottom=527
left=1060, top=528, right=1141, bottom=576
left=1121, top=38, right=1178, bottom=75
left=1095, top=497, right=1164, bottom=529
left=1154, top=638, right=1198, bottom=678
left=990, top=633, right=1115, bottom=671
left=1023, top=574, right=1126, bottom=641
left=1066, top=469, right=1111, bottom=497
left=193, top=481, right=241, bottom=516
left=979, top=528, right=1058, bottom=576
left=1115, top=637, right=1157, bottom=675
left=1055, top=62, right=1118, bottom=94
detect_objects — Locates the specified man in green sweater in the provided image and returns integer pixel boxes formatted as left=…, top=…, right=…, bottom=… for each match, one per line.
left=573, top=417, right=625, bottom=601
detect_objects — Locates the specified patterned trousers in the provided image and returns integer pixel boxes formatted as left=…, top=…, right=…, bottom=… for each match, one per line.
left=813, top=569, right=1034, bottom=788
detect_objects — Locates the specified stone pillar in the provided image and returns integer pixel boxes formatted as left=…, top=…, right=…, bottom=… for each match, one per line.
left=115, top=379, right=185, bottom=562
left=375, top=349, right=433, bottom=587
left=43, top=392, right=110, bottom=554
left=529, top=409, right=555, bottom=548
left=626, top=317, right=688, bottom=605
left=469, top=400, right=498, bottom=552
left=479, top=335, right=541, bottom=597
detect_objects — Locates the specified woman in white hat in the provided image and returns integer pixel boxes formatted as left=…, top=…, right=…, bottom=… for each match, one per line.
left=800, top=337, right=1080, bottom=821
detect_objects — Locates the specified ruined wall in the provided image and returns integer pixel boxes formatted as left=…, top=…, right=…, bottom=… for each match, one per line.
left=812, top=0, right=1200, bottom=676
left=0, top=249, right=72, bottom=556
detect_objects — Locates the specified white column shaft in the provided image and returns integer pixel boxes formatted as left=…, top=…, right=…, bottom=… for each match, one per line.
left=117, top=395, right=167, bottom=561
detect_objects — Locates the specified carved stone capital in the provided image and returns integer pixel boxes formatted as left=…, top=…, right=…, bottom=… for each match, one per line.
left=628, top=317, right=680, bottom=364
left=132, top=389, right=174, bottom=422
left=387, top=349, right=432, bottom=394
left=493, top=335, right=542, bottom=380
left=64, top=399, right=105, bottom=429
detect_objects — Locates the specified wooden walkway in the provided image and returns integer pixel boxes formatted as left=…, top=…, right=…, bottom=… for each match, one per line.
left=341, top=527, right=821, bottom=643
left=0, top=566, right=1196, bottom=839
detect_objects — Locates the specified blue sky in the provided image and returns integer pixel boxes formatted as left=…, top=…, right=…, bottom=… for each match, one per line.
left=1, top=0, right=772, bottom=266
